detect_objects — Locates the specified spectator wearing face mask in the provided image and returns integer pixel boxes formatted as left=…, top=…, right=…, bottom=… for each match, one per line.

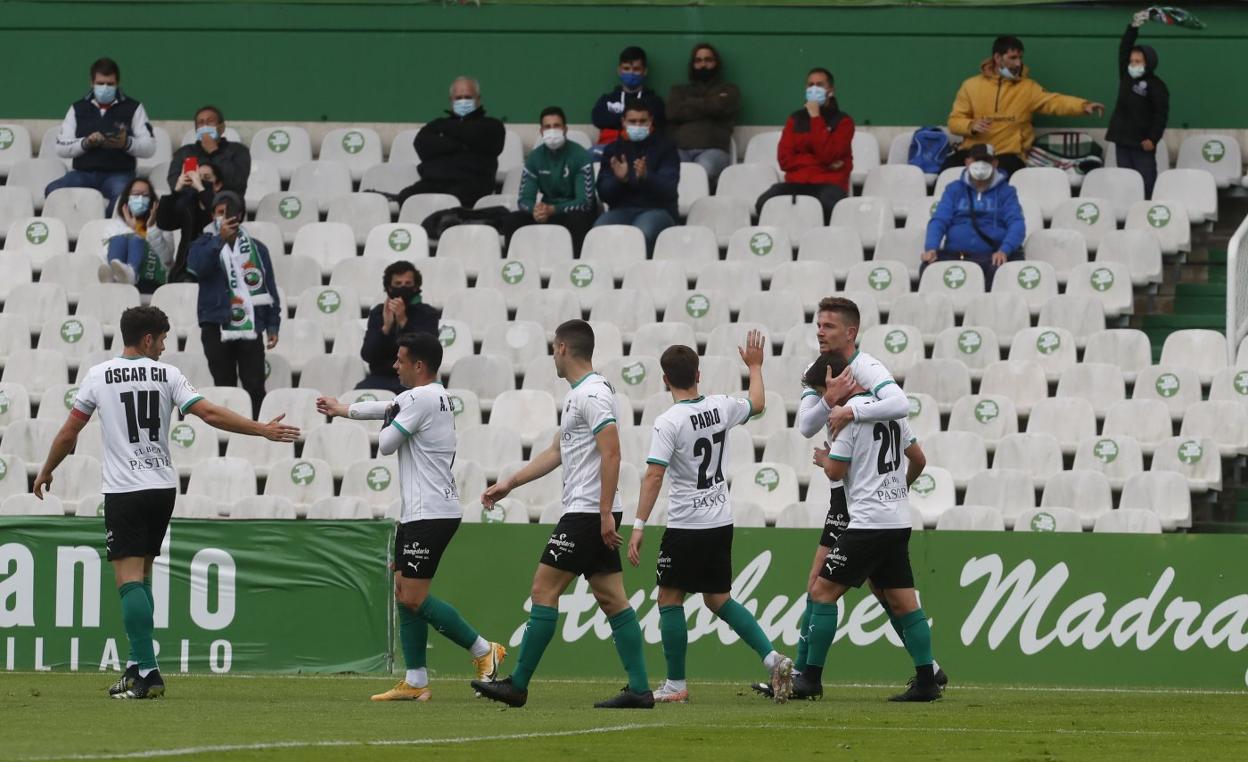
left=96, top=177, right=174, bottom=294
left=591, top=46, right=666, bottom=158
left=594, top=101, right=679, bottom=255
left=943, top=35, right=1104, bottom=175
left=755, top=67, right=853, bottom=223
left=156, top=160, right=225, bottom=283
left=167, top=105, right=251, bottom=195
left=666, top=43, right=740, bottom=189
left=1106, top=12, right=1169, bottom=198
left=922, top=144, right=1025, bottom=290
left=45, top=57, right=156, bottom=217
left=358, top=261, right=440, bottom=394
left=187, top=191, right=280, bottom=417
left=392, top=76, right=505, bottom=208
left=497, top=106, right=597, bottom=253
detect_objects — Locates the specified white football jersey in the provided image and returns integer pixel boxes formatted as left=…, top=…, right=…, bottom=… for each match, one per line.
left=827, top=393, right=916, bottom=530
left=72, top=356, right=203, bottom=493
left=559, top=372, right=623, bottom=515
left=389, top=383, right=460, bottom=522
left=647, top=395, right=753, bottom=529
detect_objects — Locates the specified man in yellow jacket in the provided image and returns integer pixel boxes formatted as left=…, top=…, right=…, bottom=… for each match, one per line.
left=944, top=35, right=1104, bottom=174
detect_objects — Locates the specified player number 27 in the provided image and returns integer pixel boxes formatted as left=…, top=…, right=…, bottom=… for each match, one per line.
left=119, top=390, right=161, bottom=444
left=693, top=431, right=726, bottom=490
left=873, top=421, right=903, bottom=475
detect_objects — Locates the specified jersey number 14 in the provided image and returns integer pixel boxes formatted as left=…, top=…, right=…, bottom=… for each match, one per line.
left=120, top=391, right=161, bottom=443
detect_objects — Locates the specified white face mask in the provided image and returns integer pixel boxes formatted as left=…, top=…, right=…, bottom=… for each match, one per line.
left=1127, top=64, right=1146, bottom=79
left=969, top=161, right=994, bottom=181
left=998, top=66, right=1018, bottom=81
left=541, top=129, right=566, bottom=150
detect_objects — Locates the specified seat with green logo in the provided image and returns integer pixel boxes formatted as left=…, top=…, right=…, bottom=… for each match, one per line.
left=903, top=359, right=970, bottom=415
left=663, top=289, right=729, bottom=341
left=37, top=314, right=104, bottom=369
left=758, top=196, right=822, bottom=244
left=548, top=260, right=612, bottom=311
left=0, top=123, right=33, bottom=176
left=256, top=191, right=319, bottom=245
left=932, top=325, right=999, bottom=380
left=1066, top=262, right=1133, bottom=319
left=1131, top=364, right=1201, bottom=421
left=601, top=355, right=665, bottom=408
left=1176, top=133, right=1242, bottom=189
left=993, top=433, right=1063, bottom=488
left=948, top=393, right=1019, bottom=450
left=1007, top=326, right=1077, bottom=382
left=902, top=391, right=940, bottom=438
left=907, top=465, right=955, bottom=527
left=165, top=418, right=219, bottom=477
left=1092, top=508, right=1161, bottom=534
left=263, top=457, right=334, bottom=510
left=934, top=504, right=1004, bottom=531
left=1151, top=436, right=1221, bottom=493
left=1124, top=199, right=1190, bottom=254
left=462, top=497, right=529, bottom=525
left=796, top=225, right=865, bottom=284
left=319, top=128, right=383, bottom=182
left=1013, top=506, right=1082, bottom=533
left=1080, top=168, right=1144, bottom=223
left=1051, top=197, right=1116, bottom=253
left=1055, top=363, right=1127, bottom=418
left=843, top=260, right=909, bottom=311
left=830, top=195, right=895, bottom=250
left=0, top=382, right=31, bottom=435
left=0, top=452, right=28, bottom=501
left=1180, top=400, right=1248, bottom=458
left=762, top=429, right=820, bottom=488
left=1153, top=168, right=1217, bottom=223
left=1208, top=366, right=1248, bottom=410
left=249, top=126, right=312, bottom=182
left=992, top=260, right=1058, bottom=316
left=858, top=323, right=924, bottom=381
left=965, top=469, right=1035, bottom=529
left=362, top=223, right=429, bottom=261
left=728, top=462, right=798, bottom=523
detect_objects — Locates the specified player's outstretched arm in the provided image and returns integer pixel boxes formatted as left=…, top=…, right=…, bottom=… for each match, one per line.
left=628, top=463, right=666, bottom=566
left=317, top=396, right=389, bottom=420
left=844, top=381, right=909, bottom=424
left=904, top=442, right=926, bottom=486
left=739, top=328, right=767, bottom=416
left=188, top=400, right=300, bottom=442
left=481, top=430, right=562, bottom=507
left=33, top=413, right=89, bottom=498
left=595, top=424, right=623, bottom=550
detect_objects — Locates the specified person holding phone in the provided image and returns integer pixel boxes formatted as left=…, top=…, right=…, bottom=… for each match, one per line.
left=46, top=57, right=156, bottom=217
left=186, top=191, right=280, bottom=417
left=167, top=106, right=251, bottom=195
left=97, top=178, right=174, bottom=294
left=156, top=159, right=225, bottom=283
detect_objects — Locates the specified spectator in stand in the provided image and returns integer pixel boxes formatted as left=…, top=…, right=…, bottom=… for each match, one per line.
left=46, top=57, right=156, bottom=217
left=497, top=107, right=597, bottom=253
left=594, top=101, right=679, bottom=255
left=96, top=178, right=174, bottom=294
left=944, top=35, right=1104, bottom=175
left=755, top=67, right=853, bottom=223
left=187, top=191, right=280, bottom=417
left=392, top=76, right=504, bottom=208
left=591, top=46, right=666, bottom=158
left=922, top=144, right=1025, bottom=290
left=357, top=261, right=441, bottom=394
left=167, top=106, right=250, bottom=196
left=1106, top=11, right=1169, bottom=198
left=666, top=43, right=741, bottom=190
left=156, top=160, right=224, bottom=283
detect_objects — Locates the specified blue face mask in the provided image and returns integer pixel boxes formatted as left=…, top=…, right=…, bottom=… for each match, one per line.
left=619, top=71, right=645, bottom=89
left=451, top=99, right=476, bottom=118
left=93, top=84, right=117, bottom=104
left=127, top=195, right=150, bottom=216
left=625, top=124, right=650, bottom=142
left=805, top=85, right=828, bottom=105
left=195, top=125, right=219, bottom=141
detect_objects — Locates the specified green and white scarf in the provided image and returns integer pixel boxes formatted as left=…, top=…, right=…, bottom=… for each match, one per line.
left=221, top=229, right=272, bottom=342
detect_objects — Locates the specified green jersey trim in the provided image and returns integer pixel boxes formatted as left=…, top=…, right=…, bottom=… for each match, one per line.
left=178, top=395, right=204, bottom=414
left=592, top=418, right=616, bottom=434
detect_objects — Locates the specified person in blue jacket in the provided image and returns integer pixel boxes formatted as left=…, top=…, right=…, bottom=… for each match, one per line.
left=922, top=143, right=1026, bottom=289
left=594, top=100, right=680, bottom=255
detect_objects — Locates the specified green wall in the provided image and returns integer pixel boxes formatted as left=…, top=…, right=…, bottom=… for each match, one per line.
left=2, top=2, right=1245, bottom=128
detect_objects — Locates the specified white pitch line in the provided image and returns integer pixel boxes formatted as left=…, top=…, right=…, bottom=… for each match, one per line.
left=16, top=724, right=662, bottom=762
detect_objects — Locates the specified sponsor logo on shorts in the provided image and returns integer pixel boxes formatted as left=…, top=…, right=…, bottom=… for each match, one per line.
left=546, top=532, right=575, bottom=562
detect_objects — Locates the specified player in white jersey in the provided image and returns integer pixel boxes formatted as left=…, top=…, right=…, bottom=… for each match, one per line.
left=33, top=306, right=300, bottom=699
left=625, top=333, right=795, bottom=704
left=316, top=333, right=505, bottom=702
left=474, top=320, right=653, bottom=709
left=797, top=352, right=941, bottom=703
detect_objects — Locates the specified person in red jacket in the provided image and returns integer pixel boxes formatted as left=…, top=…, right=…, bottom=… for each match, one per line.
left=755, top=68, right=854, bottom=223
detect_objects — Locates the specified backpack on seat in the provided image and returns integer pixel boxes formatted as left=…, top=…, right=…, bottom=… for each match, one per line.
left=909, top=127, right=951, bottom=174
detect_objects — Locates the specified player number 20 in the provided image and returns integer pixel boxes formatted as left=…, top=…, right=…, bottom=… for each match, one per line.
left=872, top=421, right=903, bottom=475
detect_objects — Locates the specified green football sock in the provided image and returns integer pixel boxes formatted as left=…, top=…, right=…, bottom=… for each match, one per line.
left=717, top=599, right=774, bottom=661
left=119, top=582, right=157, bottom=670
left=416, top=595, right=480, bottom=651
left=805, top=602, right=839, bottom=669
left=511, top=604, right=558, bottom=691
left=898, top=609, right=934, bottom=668
left=658, top=605, right=687, bottom=681
left=888, top=611, right=908, bottom=644
left=794, top=598, right=814, bottom=671
left=608, top=607, right=649, bottom=694
left=397, top=604, right=428, bottom=670
left=142, top=576, right=154, bottom=610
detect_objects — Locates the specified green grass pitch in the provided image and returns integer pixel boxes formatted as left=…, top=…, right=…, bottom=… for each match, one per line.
left=2, top=673, right=1245, bottom=761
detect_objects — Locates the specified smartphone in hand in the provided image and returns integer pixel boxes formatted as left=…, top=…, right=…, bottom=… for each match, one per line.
left=182, top=156, right=199, bottom=175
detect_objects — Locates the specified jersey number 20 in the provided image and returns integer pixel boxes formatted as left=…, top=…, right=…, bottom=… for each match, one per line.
left=873, top=421, right=903, bottom=475
left=119, top=391, right=161, bottom=443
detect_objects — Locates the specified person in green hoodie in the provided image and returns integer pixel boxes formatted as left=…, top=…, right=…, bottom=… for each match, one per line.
left=498, top=106, right=598, bottom=253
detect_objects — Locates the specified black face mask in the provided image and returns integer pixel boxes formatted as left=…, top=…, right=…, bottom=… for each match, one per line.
left=388, top=286, right=418, bottom=303
left=691, top=67, right=717, bottom=83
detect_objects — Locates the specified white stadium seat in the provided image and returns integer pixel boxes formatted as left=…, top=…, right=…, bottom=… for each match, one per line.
left=718, top=163, right=779, bottom=206
left=797, top=226, right=864, bottom=283
left=728, top=462, right=798, bottom=523
left=436, top=224, right=503, bottom=279
left=320, top=127, right=384, bottom=182
left=1160, top=329, right=1228, bottom=385
left=398, top=193, right=459, bottom=227
left=992, top=433, right=1063, bottom=488
left=742, top=131, right=782, bottom=172
left=490, top=390, right=558, bottom=446
left=1120, top=471, right=1192, bottom=531
left=1180, top=400, right=1248, bottom=457
left=2, top=493, right=65, bottom=517
left=1010, top=167, right=1070, bottom=220
left=843, top=260, right=909, bottom=311
left=874, top=229, right=925, bottom=280
left=862, top=165, right=927, bottom=218
left=962, top=294, right=1029, bottom=350
left=263, top=457, right=334, bottom=509
left=38, top=315, right=105, bottom=370
left=1102, top=399, right=1172, bottom=455
left=677, top=161, right=710, bottom=217
left=1093, top=508, right=1161, bottom=534
left=932, top=325, right=999, bottom=380
left=2, top=350, right=68, bottom=397
left=726, top=226, right=792, bottom=277
left=1014, top=506, right=1083, bottom=533
left=908, top=466, right=956, bottom=527
left=923, top=431, right=987, bottom=488
left=687, top=197, right=751, bottom=248
left=289, top=160, right=352, bottom=214
left=1071, top=434, right=1143, bottom=491
left=965, top=469, right=1035, bottom=528
left=601, top=355, right=665, bottom=408
left=1056, top=363, right=1126, bottom=418
left=250, top=126, right=313, bottom=181
left=256, top=191, right=319, bottom=245
left=327, top=192, right=391, bottom=246
left=363, top=223, right=429, bottom=261
left=905, top=392, right=941, bottom=438
left=1023, top=229, right=1088, bottom=285
left=1152, top=435, right=1221, bottom=493
left=1051, top=197, right=1116, bottom=253
left=507, top=224, right=574, bottom=276
left=904, top=360, right=971, bottom=415
left=42, top=188, right=105, bottom=241
left=1080, top=168, right=1144, bottom=223
left=947, top=394, right=1018, bottom=450
left=936, top=505, right=1005, bottom=531
left=830, top=196, right=894, bottom=250
left=1133, top=364, right=1202, bottom=421
left=1153, top=169, right=1217, bottom=224
left=1175, top=133, right=1242, bottom=189
left=7, top=158, right=66, bottom=210
left=305, top=496, right=373, bottom=520
left=187, top=457, right=257, bottom=504
left=447, top=354, right=515, bottom=408
left=1026, top=397, right=1097, bottom=454
left=1124, top=200, right=1190, bottom=254
left=224, top=430, right=294, bottom=479
left=1096, top=230, right=1163, bottom=287
left=1008, top=327, right=1077, bottom=382
left=230, top=495, right=298, bottom=520
left=758, top=196, right=823, bottom=242
left=1042, top=470, right=1113, bottom=529
left=581, top=225, right=646, bottom=279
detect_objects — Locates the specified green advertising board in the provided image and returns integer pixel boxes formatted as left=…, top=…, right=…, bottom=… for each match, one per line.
left=3, top=520, right=1246, bottom=690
